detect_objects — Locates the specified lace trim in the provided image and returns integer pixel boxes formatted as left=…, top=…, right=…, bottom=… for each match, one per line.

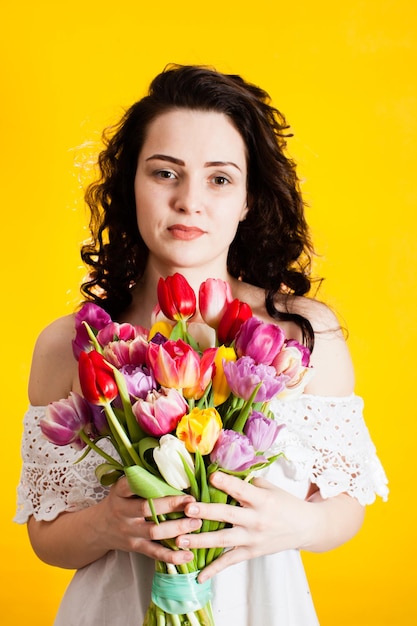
left=14, top=395, right=388, bottom=523
left=14, top=406, right=112, bottom=523
left=269, top=394, right=388, bottom=505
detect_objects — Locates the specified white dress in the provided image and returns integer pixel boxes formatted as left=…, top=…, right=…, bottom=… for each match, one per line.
left=14, top=395, right=388, bottom=626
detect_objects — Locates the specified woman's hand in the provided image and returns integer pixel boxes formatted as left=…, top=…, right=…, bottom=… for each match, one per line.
left=176, top=471, right=364, bottom=582
left=27, top=477, right=201, bottom=570
left=98, top=477, right=201, bottom=565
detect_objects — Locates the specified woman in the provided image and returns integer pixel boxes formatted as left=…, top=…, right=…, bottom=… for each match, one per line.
left=15, top=65, right=388, bottom=625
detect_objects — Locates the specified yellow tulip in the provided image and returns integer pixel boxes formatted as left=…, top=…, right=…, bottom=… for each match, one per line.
left=176, top=407, right=222, bottom=455
left=148, top=320, right=173, bottom=341
left=212, top=345, right=236, bottom=406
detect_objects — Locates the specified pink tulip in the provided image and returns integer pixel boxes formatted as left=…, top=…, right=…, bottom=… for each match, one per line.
left=97, top=322, right=146, bottom=347
left=183, top=347, right=216, bottom=400
left=132, top=388, right=188, bottom=437
left=272, top=345, right=306, bottom=382
left=102, top=334, right=149, bottom=368
left=40, top=392, right=93, bottom=450
left=198, top=278, right=232, bottom=329
left=235, top=317, right=286, bottom=365
left=285, top=339, right=311, bottom=367
left=146, top=339, right=201, bottom=389
left=272, top=345, right=314, bottom=397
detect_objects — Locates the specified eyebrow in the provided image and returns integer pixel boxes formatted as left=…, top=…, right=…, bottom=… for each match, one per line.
left=145, top=154, right=242, bottom=172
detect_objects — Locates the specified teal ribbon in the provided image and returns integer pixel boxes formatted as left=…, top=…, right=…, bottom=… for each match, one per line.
left=151, top=570, right=212, bottom=615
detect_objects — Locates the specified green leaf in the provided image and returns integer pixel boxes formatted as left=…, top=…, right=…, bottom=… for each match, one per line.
left=138, top=437, right=161, bottom=475
left=124, top=465, right=185, bottom=498
left=196, top=450, right=210, bottom=503
left=180, top=455, right=199, bottom=500
left=95, top=463, right=124, bottom=486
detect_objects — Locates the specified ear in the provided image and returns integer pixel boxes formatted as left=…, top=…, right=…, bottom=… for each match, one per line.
left=239, top=201, right=249, bottom=222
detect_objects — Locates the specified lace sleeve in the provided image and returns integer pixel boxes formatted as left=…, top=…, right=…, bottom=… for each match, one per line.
left=269, top=394, right=388, bottom=506
left=14, top=406, right=111, bottom=524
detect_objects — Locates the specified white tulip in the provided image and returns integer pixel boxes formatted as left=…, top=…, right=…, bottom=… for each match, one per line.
left=153, top=434, right=195, bottom=490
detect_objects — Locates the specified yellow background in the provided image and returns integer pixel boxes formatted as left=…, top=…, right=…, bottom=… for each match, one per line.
left=2, top=1, right=415, bottom=624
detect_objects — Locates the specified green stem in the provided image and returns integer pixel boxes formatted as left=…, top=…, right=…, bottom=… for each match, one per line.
left=196, top=382, right=213, bottom=409
left=112, top=367, right=145, bottom=441
left=232, top=382, right=263, bottom=432
left=103, top=401, right=142, bottom=466
left=78, top=431, right=123, bottom=469
left=83, top=322, right=102, bottom=353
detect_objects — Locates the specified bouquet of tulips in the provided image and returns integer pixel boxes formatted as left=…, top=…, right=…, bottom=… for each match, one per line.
left=41, top=274, right=312, bottom=626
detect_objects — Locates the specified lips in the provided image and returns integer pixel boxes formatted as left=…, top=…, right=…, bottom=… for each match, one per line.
left=168, top=224, right=206, bottom=241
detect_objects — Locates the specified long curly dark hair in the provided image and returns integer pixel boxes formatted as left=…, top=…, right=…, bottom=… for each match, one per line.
left=81, top=64, right=316, bottom=348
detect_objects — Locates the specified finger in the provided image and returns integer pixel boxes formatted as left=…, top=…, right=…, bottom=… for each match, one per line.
left=177, top=525, right=241, bottom=551
left=141, top=515, right=203, bottom=543
left=112, top=475, right=135, bottom=497
left=184, top=500, right=250, bottom=526
left=140, top=495, right=196, bottom=518
left=131, top=538, right=196, bottom=566
left=210, top=472, right=273, bottom=507
left=198, top=546, right=252, bottom=582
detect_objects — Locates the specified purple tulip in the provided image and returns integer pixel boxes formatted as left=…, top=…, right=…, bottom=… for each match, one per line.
left=210, top=429, right=265, bottom=471
left=244, top=411, right=285, bottom=452
left=72, top=303, right=112, bottom=359
left=235, top=317, right=286, bottom=365
left=120, top=364, right=157, bottom=400
left=89, top=403, right=109, bottom=436
left=40, top=392, right=93, bottom=450
left=223, top=356, right=289, bottom=402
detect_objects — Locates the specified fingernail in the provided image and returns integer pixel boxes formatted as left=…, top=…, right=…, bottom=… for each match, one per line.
left=189, top=518, right=201, bottom=530
left=211, top=472, right=222, bottom=485
left=187, top=504, right=199, bottom=515
left=178, top=537, right=190, bottom=548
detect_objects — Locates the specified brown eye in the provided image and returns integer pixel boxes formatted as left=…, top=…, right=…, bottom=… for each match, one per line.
left=213, top=176, right=229, bottom=185
left=156, top=170, right=176, bottom=179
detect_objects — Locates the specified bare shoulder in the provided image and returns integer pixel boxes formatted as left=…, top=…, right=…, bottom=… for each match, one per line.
left=235, top=283, right=355, bottom=397
left=287, top=294, right=342, bottom=333
left=288, top=295, right=355, bottom=396
left=28, top=314, right=79, bottom=406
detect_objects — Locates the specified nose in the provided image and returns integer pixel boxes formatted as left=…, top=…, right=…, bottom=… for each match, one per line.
left=173, top=177, right=202, bottom=214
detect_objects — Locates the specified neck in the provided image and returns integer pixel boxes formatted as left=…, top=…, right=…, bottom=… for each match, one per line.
left=127, top=263, right=239, bottom=328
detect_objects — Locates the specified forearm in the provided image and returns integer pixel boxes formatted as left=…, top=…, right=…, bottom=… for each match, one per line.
left=302, top=492, right=365, bottom=553
left=27, top=501, right=111, bottom=569
left=27, top=484, right=200, bottom=571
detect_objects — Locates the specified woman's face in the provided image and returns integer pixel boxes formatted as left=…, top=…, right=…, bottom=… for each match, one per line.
left=134, top=109, right=248, bottom=278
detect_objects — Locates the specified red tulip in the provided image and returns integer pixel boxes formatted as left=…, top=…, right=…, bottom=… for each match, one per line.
left=157, top=274, right=196, bottom=322
left=217, top=299, right=252, bottom=346
left=78, top=350, right=119, bottom=405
